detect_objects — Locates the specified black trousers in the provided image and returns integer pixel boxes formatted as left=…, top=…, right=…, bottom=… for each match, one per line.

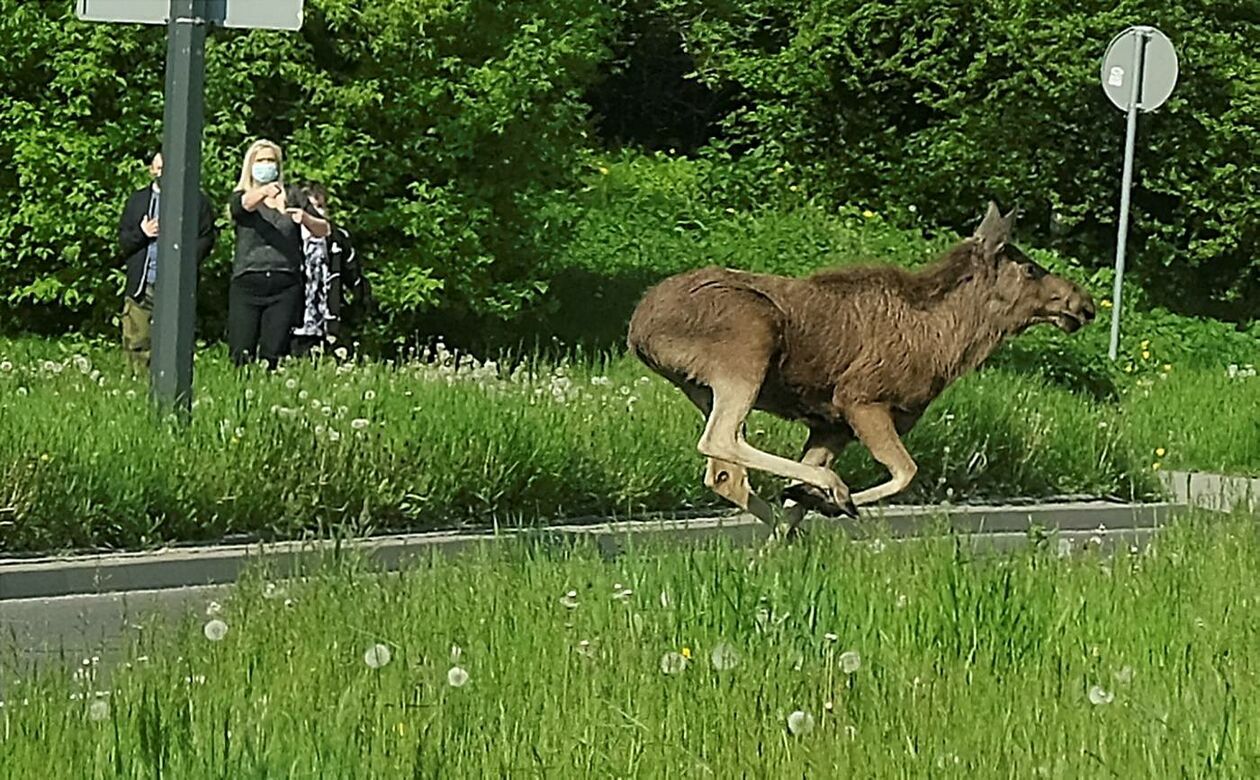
left=228, top=270, right=302, bottom=368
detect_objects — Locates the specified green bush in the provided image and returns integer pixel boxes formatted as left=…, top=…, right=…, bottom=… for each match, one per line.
left=0, top=0, right=616, bottom=342
left=0, top=0, right=1254, bottom=352
left=655, top=0, right=1260, bottom=319
left=537, top=154, right=1258, bottom=397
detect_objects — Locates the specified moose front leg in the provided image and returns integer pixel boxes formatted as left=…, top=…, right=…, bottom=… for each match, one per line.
left=846, top=404, right=919, bottom=506
left=703, top=458, right=777, bottom=526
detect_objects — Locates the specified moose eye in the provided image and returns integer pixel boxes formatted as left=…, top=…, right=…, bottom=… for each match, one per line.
left=1022, top=264, right=1045, bottom=280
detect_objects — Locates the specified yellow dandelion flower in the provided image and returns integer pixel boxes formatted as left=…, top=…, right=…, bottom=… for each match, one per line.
left=1101, top=299, right=1113, bottom=308
left=862, top=209, right=876, bottom=219
left=1140, top=339, right=1150, bottom=349
left=1152, top=462, right=1162, bottom=471
left=681, top=646, right=692, bottom=660
left=1156, top=447, right=1166, bottom=457
left=597, top=166, right=609, bottom=175
left=1163, top=363, right=1172, bottom=372
left=1141, top=350, right=1151, bottom=360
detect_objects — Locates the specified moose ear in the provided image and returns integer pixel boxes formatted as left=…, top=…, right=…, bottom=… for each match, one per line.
left=1002, top=203, right=1019, bottom=233
left=973, top=200, right=1009, bottom=257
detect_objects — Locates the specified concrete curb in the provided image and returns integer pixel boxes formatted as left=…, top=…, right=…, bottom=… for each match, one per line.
left=1161, top=470, right=1259, bottom=515
left=0, top=501, right=1185, bottom=601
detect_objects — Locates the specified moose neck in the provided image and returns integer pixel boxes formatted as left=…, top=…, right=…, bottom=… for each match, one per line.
left=915, top=253, right=1018, bottom=380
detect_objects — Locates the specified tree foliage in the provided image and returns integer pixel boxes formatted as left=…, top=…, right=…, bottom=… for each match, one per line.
left=0, top=0, right=1254, bottom=344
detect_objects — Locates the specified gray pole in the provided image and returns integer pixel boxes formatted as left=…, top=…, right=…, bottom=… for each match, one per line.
left=151, top=0, right=208, bottom=415
left=1108, top=30, right=1149, bottom=361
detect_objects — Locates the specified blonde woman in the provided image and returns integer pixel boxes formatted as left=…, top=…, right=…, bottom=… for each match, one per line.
left=228, top=139, right=329, bottom=368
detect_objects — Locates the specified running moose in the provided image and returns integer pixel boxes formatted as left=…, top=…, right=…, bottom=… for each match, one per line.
left=627, top=202, right=1097, bottom=534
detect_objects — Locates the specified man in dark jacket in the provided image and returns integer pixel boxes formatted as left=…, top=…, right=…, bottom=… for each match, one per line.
left=117, top=150, right=217, bottom=373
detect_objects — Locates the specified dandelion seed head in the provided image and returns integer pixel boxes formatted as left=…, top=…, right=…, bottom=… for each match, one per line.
left=88, top=698, right=110, bottom=722
left=351, top=418, right=370, bottom=430
left=786, top=710, right=815, bottom=736
left=1088, top=685, right=1114, bottom=705
left=559, top=590, right=579, bottom=609
left=709, top=642, right=740, bottom=671
left=203, top=619, right=228, bottom=642
left=364, top=643, right=392, bottom=669
left=447, top=666, right=470, bottom=687
left=659, top=651, right=688, bottom=675
left=839, top=650, right=862, bottom=674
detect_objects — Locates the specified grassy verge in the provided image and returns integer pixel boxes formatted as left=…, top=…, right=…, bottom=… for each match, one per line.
left=1123, top=365, right=1260, bottom=478
left=2, top=513, right=1259, bottom=775
left=0, top=335, right=1192, bottom=553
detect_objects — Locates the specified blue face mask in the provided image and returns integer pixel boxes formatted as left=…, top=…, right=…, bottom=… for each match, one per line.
left=252, top=162, right=279, bottom=184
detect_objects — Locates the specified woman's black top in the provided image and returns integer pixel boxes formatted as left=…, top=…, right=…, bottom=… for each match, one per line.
left=229, top=185, right=317, bottom=278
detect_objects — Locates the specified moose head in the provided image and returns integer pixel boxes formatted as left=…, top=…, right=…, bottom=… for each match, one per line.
left=973, top=202, right=1097, bottom=335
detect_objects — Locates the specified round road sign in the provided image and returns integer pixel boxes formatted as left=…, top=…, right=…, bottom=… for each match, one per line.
left=1101, top=26, right=1178, bottom=113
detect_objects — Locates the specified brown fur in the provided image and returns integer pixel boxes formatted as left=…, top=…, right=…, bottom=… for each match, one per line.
left=627, top=202, right=1097, bottom=528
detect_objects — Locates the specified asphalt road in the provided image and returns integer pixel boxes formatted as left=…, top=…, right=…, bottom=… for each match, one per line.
left=0, top=584, right=232, bottom=694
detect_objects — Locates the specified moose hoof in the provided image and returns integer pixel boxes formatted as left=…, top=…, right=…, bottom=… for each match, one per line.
left=782, top=483, right=859, bottom=519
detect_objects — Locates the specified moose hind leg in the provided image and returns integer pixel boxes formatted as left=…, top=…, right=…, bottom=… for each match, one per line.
left=846, top=404, right=919, bottom=506
left=698, top=376, right=853, bottom=514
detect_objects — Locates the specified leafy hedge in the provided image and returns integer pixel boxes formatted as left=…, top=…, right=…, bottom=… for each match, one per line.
left=0, top=0, right=1255, bottom=347
left=0, top=0, right=615, bottom=341
left=655, top=0, right=1260, bottom=319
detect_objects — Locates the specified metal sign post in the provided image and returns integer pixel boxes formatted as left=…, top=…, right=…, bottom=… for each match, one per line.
left=150, top=0, right=206, bottom=415
left=1100, top=26, right=1178, bottom=361
left=76, top=0, right=304, bottom=416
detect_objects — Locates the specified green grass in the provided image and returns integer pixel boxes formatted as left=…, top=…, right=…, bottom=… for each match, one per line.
left=3, top=513, right=1260, bottom=776
left=1123, top=366, right=1260, bottom=478
left=0, top=334, right=1208, bottom=553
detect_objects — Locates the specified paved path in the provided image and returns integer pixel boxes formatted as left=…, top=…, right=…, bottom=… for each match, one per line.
left=0, top=504, right=1172, bottom=677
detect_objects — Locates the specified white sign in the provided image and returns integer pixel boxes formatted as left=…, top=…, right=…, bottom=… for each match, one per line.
left=76, top=0, right=303, bottom=30
left=1101, top=26, right=1179, bottom=113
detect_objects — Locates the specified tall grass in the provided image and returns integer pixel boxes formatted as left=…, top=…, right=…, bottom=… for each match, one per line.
left=2, top=513, right=1258, bottom=776
left=0, top=335, right=1190, bottom=553
left=1123, top=366, right=1260, bottom=477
